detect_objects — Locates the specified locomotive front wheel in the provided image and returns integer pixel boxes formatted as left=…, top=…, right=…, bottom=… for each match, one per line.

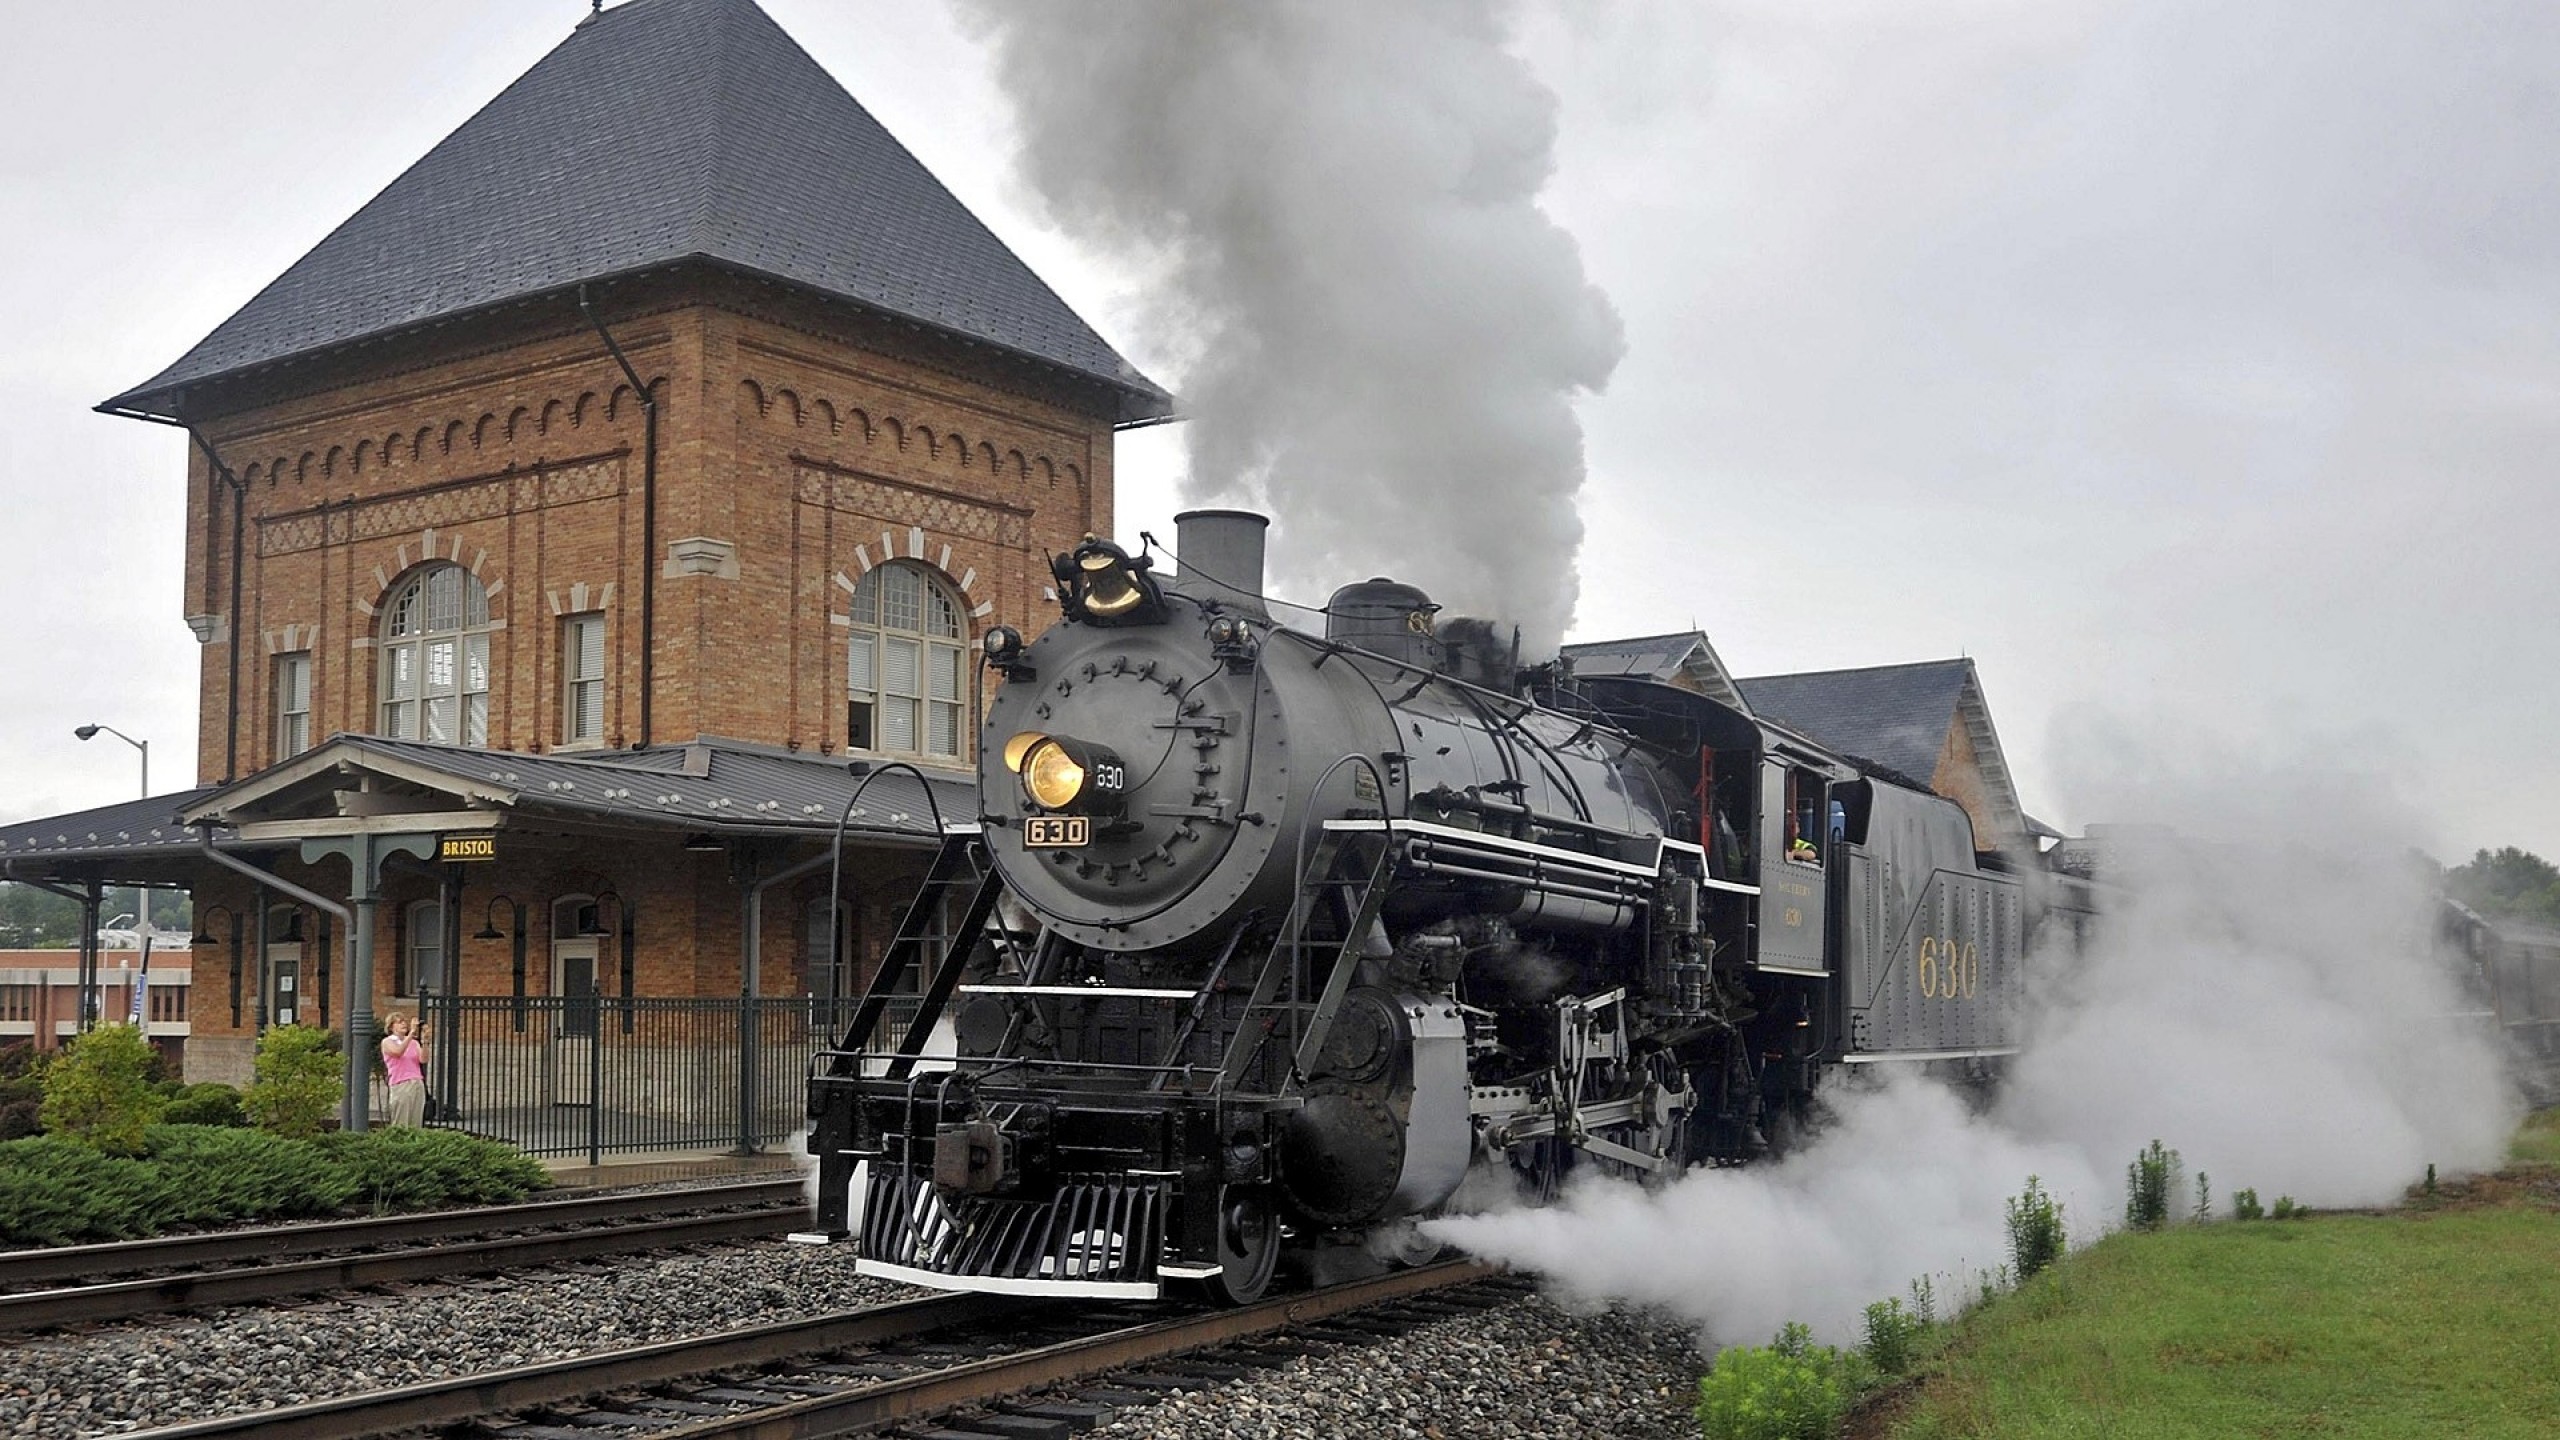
left=1195, top=1184, right=1280, bottom=1306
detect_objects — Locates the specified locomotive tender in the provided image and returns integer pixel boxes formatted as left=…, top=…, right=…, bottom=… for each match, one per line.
left=807, top=509, right=2038, bottom=1303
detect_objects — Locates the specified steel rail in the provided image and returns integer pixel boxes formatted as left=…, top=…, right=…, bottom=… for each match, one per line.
left=2, top=1196, right=811, bottom=1332
left=106, top=1293, right=1031, bottom=1440
left=0, top=1179, right=806, bottom=1290
left=651, top=1259, right=1495, bottom=1440
left=106, top=1261, right=1494, bottom=1440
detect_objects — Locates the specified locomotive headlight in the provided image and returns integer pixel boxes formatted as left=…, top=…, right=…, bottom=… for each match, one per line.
left=982, top=625, right=1025, bottom=666
left=1023, top=742, right=1087, bottom=808
left=1001, top=730, right=1047, bottom=774
left=1015, top=734, right=1128, bottom=814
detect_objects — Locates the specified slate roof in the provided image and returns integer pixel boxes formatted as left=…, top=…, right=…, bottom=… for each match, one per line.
left=179, top=734, right=971, bottom=843
left=1736, top=658, right=2032, bottom=849
left=1561, top=631, right=1747, bottom=711
left=0, top=789, right=234, bottom=866
left=101, top=0, right=1169, bottom=422
left=1734, top=661, right=1973, bottom=788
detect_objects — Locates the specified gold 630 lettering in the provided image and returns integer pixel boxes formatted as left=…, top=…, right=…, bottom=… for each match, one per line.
left=1915, top=936, right=1980, bottom=999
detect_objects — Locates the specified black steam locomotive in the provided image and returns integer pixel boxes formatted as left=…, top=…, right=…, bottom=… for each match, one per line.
left=807, top=510, right=2046, bottom=1302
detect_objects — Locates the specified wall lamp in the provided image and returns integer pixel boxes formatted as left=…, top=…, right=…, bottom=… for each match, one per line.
left=192, top=903, right=244, bottom=1029
left=475, top=894, right=530, bottom=1031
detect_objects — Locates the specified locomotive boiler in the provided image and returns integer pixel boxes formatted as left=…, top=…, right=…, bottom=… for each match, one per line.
left=807, top=509, right=2031, bottom=1303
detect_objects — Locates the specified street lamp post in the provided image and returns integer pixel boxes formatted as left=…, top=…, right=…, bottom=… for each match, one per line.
left=75, top=723, right=151, bottom=1019
left=74, top=723, right=147, bottom=797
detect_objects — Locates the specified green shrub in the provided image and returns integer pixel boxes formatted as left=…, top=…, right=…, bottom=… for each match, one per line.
left=2271, top=1194, right=2302, bottom=1219
left=0, top=1040, right=39, bottom=1080
left=0, top=1135, right=184, bottom=1243
left=316, top=1128, right=549, bottom=1211
left=163, top=1082, right=247, bottom=1128
left=0, top=1120, right=548, bottom=1244
left=2126, top=1139, right=2182, bottom=1232
left=1696, top=1323, right=1872, bottom=1440
left=2232, top=1187, right=2264, bottom=1220
left=2192, top=1171, right=2213, bottom=1223
left=1862, top=1296, right=1924, bottom=1377
left=2006, top=1174, right=2066, bottom=1281
left=245, top=1025, right=342, bottom=1138
left=39, top=1024, right=165, bottom=1153
left=144, top=1124, right=360, bottom=1224
left=0, top=1069, right=40, bottom=1142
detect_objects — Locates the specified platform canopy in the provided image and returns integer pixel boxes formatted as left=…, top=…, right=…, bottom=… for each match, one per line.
left=173, top=734, right=969, bottom=852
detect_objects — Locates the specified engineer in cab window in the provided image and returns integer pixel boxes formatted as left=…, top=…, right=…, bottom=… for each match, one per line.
left=1785, top=771, right=1821, bottom=864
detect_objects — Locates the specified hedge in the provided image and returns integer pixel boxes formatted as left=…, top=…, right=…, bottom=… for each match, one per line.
left=0, top=1124, right=551, bottom=1246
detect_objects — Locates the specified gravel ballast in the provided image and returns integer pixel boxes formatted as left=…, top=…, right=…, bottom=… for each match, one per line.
left=4, top=1248, right=1706, bottom=1440
left=1082, top=1294, right=1704, bottom=1440
left=0, top=1240, right=915, bottom=1440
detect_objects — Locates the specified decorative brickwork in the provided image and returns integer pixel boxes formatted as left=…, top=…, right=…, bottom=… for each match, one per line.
left=258, top=456, right=626, bottom=558
left=792, top=463, right=1035, bottom=550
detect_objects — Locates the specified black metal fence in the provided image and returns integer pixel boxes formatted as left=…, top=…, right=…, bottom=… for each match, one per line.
left=412, top=994, right=883, bottom=1162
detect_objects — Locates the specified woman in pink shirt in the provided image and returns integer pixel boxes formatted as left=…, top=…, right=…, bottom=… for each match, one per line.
left=381, top=1013, right=429, bottom=1127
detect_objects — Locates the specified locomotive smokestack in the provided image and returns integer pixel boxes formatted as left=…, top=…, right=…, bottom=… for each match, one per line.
left=1172, top=509, right=1270, bottom=621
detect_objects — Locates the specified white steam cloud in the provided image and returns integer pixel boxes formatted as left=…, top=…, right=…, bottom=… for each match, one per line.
left=1428, top=727, right=2519, bottom=1348
left=954, top=0, right=1624, bottom=653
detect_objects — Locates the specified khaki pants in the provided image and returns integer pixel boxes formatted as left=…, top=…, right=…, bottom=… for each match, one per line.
left=386, top=1078, right=428, bottom=1128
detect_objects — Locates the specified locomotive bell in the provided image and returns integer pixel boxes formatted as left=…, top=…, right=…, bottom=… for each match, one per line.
left=1053, top=536, right=1166, bottom=624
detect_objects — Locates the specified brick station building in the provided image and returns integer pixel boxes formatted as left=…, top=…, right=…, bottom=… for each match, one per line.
left=0, top=0, right=1169, bottom=1149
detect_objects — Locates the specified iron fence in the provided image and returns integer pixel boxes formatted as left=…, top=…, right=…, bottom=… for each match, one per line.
left=412, top=994, right=879, bottom=1162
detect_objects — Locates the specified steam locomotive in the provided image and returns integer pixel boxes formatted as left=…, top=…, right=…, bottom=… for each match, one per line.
left=807, top=510, right=2056, bottom=1303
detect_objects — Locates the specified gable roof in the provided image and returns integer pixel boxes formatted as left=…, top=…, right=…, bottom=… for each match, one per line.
left=1562, top=631, right=1747, bottom=712
left=1735, top=658, right=2029, bottom=848
left=101, top=0, right=1170, bottom=423
left=176, top=733, right=967, bottom=844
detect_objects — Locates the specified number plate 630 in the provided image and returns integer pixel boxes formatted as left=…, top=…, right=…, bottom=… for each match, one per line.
left=1025, top=815, right=1090, bottom=848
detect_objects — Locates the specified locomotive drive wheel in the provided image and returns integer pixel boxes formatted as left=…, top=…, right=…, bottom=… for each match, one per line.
left=1194, top=1184, right=1280, bottom=1306
left=1510, top=1136, right=1567, bottom=1205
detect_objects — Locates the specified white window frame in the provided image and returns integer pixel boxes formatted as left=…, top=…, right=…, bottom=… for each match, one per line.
left=845, top=562, right=968, bottom=764
left=377, top=564, right=496, bottom=747
left=274, top=651, right=313, bottom=762
left=562, top=612, right=607, bottom=747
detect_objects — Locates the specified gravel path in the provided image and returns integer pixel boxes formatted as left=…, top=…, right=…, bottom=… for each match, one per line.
left=0, top=1240, right=915, bottom=1440
left=1085, top=1294, right=1704, bottom=1440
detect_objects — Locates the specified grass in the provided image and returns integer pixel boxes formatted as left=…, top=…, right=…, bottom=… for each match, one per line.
left=2508, top=1107, right=2560, bottom=1168
left=1880, top=1114, right=2560, bottom=1440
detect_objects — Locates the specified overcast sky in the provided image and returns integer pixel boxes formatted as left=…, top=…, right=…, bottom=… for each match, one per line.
left=2, top=1, right=2553, bottom=862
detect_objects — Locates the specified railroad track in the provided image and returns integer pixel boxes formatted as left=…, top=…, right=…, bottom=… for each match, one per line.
left=0, top=1179, right=810, bottom=1333
left=110, top=1259, right=1514, bottom=1440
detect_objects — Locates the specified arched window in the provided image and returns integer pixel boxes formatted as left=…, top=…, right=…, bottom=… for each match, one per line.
left=378, top=564, right=494, bottom=745
left=845, top=563, right=966, bottom=761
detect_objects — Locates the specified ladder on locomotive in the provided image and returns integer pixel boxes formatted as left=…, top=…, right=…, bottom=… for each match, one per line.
left=824, top=830, right=1016, bottom=1081
left=1216, top=826, right=1397, bottom=1094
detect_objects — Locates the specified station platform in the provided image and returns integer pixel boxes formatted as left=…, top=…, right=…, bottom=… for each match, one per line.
left=542, top=1146, right=812, bottom=1191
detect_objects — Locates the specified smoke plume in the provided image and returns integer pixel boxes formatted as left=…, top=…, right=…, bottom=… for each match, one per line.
left=1427, top=727, right=2519, bottom=1348
left=953, top=0, right=1624, bottom=652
